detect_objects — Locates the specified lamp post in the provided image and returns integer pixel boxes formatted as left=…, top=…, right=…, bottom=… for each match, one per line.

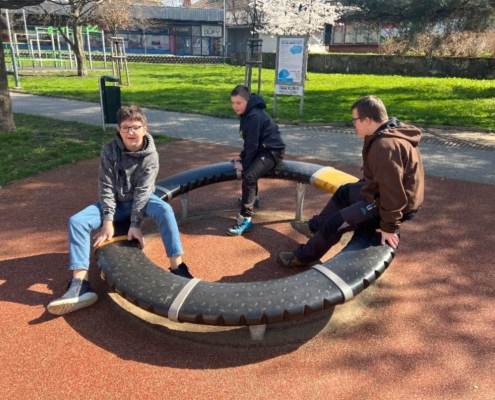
left=223, top=0, right=226, bottom=58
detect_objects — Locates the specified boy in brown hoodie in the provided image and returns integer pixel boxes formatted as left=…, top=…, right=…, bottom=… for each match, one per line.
left=277, top=95, right=424, bottom=267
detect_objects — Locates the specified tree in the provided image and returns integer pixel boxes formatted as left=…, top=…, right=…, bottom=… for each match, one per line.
left=33, top=0, right=104, bottom=77
left=132, top=5, right=162, bottom=54
left=94, top=0, right=134, bottom=36
left=253, top=0, right=338, bottom=45
left=1, top=0, right=45, bottom=132
left=337, top=0, right=495, bottom=51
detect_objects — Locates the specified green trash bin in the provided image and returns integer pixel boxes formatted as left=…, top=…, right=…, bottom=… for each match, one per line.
left=99, top=76, right=121, bottom=130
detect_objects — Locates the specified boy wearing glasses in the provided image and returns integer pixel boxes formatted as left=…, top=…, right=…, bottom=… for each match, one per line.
left=47, top=105, right=193, bottom=316
left=277, top=95, right=424, bottom=267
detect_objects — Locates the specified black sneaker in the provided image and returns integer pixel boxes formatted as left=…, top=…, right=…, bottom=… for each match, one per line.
left=290, top=220, right=315, bottom=239
left=47, top=278, right=98, bottom=315
left=170, top=262, right=194, bottom=279
left=276, top=252, right=307, bottom=268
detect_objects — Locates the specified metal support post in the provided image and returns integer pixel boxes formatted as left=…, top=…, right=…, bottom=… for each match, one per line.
left=181, top=192, right=190, bottom=221
left=249, top=325, right=266, bottom=340
left=295, top=182, right=306, bottom=222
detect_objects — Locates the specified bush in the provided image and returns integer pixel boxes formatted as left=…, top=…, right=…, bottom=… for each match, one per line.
left=379, top=31, right=495, bottom=57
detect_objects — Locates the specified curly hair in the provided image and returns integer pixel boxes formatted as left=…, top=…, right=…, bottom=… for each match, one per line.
left=116, top=105, right=147, bottom=126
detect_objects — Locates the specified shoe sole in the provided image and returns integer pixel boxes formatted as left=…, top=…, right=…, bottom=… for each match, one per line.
left=226, top=225, right=254, bottom=236
left=290, top=220, right=314, bottom=239
left=237, top=198, right=260, bottom=207
left=47, top=293, right=98, bottom=316
left=276, top=253, right=307, bottom=268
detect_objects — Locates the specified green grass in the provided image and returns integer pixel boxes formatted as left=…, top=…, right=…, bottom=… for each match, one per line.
left=8, top=62, right=495, bottom=130
left=0, top=113, right=176, bottom=187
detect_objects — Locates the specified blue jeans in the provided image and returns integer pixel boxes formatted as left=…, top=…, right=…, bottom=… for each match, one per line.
left=68, top=194, right=183, bottom=270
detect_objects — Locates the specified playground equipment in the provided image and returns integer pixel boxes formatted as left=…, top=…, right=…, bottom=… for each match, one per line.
left=2, top=8, right=107, bottom=70
left=95, top=161, right=396, bottom=340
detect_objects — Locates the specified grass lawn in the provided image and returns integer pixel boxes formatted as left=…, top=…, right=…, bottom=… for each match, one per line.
left=8, top=62, right=495, bottom=130
left=0, top=114, right=176, bottom=187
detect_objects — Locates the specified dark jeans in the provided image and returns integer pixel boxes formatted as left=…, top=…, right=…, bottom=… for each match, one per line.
left=295, top=182, right=380, bottom=264
left=240, top=152, right=278, bottom=217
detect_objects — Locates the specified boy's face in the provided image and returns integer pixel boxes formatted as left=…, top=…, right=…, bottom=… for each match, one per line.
left=118, top=119, right=147, bottom=151
left=231, top=95, right=248, bottom=115
left=352, top=109, right=371, bottom=139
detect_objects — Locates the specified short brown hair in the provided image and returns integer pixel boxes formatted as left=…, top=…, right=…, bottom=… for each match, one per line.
left=351, top=95, right=388, bottom=123
left=116, top=105, right=147, bottom=126
left=230, top=85, right=250, bottom=100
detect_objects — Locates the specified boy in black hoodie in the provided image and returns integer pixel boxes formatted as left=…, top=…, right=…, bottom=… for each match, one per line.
left=227, top=85, right=286, bottom=236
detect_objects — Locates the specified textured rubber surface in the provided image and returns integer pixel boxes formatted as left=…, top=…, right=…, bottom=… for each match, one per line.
left=96, top=161, right=396, bottom=326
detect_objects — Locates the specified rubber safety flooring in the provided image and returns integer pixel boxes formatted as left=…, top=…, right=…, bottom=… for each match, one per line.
left=1, top=140, right=494, bottom=400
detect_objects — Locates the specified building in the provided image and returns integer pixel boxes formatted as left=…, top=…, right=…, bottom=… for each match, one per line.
left=2, top=4, right=225, bottom=56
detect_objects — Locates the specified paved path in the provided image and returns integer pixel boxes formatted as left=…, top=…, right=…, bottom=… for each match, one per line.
left=11, top=92, right=495, bottom=185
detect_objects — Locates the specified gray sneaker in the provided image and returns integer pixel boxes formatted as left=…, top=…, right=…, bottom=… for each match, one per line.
left=290, top=220, right=315, bottom=239
left=47, top=278, right=98, bottom=315
left=237, top=196, right=260, bottom=207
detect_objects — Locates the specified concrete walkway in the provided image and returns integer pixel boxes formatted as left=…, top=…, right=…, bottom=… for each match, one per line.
left=10, top=92, right=495, bottom=186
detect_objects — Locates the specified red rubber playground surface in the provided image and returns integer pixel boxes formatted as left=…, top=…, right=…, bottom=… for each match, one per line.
left=1, top=140, right=494, bottom=399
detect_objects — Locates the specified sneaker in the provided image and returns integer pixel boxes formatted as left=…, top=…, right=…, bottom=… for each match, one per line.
left=290, top=220, right=315, bottom=239
left=170, top=262, right=194, bottom=279
left=237, top=196, right=260, bottom=207
left=226, top=214, right=254, bottom=236
left=47, top=278, right=98, bottom=315
left=276, top=252, right=307, bottom=268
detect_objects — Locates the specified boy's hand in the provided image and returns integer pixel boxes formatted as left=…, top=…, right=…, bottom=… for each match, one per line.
left=93, top=220, right=114, bottom=247
left=233, top=161, right=244, bottom=171
left=128, top=227, right=144, bottom=249
left=376, top=229, right=399, bottom=249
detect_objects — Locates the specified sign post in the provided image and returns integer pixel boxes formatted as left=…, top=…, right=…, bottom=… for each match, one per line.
left=274, top=35, right=308, bottom=116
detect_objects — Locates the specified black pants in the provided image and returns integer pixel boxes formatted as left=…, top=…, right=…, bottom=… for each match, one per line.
left=296, top=182, right=417, bottom=264
left=240, top=152, right=278, bottom=217
left=295, top=182, right=380, bottom=264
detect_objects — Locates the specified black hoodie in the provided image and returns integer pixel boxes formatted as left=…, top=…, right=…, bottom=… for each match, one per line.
left=238, top=94, right=286, bottom=170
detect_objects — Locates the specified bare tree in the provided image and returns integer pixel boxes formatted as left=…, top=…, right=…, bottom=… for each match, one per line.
left=132, top=5, right=162, bottom=54
left=94, top=0, right=134, bottom=36
left=0, top=14, right=17, bottom=132
left=32, top=0, right=104, bottom=77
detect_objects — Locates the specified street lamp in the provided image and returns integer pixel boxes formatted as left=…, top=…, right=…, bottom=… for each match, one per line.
left=223, top=0, right=226, bottom=58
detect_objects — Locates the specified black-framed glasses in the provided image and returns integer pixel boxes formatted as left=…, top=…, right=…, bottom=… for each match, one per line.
left=120, top=125, right=143, bottom=133
left=350, top=117, right=360, bottom=126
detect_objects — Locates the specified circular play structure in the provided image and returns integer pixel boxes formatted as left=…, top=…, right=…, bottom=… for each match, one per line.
left=95, top=161, right=397, bottom=333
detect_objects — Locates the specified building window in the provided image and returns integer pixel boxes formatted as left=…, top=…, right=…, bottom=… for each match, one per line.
left=332, top=25, right=343, bottom=44
left=331, top=23, right=380, bottom=45
left=344, top=24, right=355, bottom=43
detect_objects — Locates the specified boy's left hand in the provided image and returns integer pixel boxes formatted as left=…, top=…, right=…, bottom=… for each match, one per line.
left=376, top=229, right=399, bottom=249
left=233, top=162, right=243, bottom=171
left=128, top=227, right=144, bottom=249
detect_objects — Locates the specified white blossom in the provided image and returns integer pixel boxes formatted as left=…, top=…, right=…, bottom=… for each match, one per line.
left=251, top=0, right=339, bottom=42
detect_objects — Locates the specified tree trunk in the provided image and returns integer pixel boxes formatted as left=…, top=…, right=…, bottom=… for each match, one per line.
left=72, top=23, right=88, bottom=77
left=0, top=34, right=16, bottom=132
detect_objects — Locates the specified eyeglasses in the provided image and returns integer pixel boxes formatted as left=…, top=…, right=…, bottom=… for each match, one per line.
left=350, top=117, right=360, bottom=126
left=120, top=125, right=143, bottom=133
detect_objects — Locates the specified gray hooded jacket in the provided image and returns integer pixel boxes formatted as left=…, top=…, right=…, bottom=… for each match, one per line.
left=98, top=132, right=158, bottom=227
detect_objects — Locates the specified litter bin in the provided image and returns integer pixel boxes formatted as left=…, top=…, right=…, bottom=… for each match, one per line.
left=99, top=76, right=121, bottom=130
